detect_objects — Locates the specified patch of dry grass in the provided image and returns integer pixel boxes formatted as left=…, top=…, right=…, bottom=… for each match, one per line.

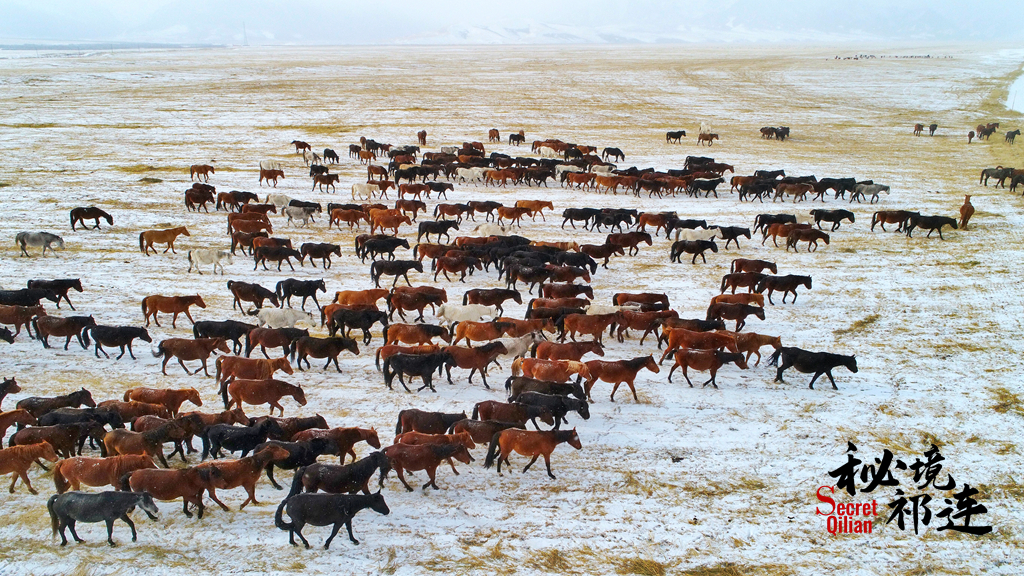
left=679, top=561, right=793, bottom=576
left=990, top=386, right=1024, bottom=417
left=833, top=313, right=880, bottom=336
left=615, top=556, right=678, bottom=576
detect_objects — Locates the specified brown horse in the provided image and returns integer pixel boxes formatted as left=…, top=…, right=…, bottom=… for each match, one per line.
left=383, top=443, right=472, bottom=491
left=697, top=133, right=719, bottom=146
left=53, top=454, right=157, bottom=493
left=0, top=304, right=45, bottom=338
left=560, top=313, right=620, bottom=345
left=123, top=387, right=202, bottom=417
left=729, top=331, right=783, bottom=366
left=0, top=409, right=36, bottom=440
left=667, top=349, right=749, bottom=388
left=103, top=423, right=184, bottom=468
left=10, top=424, right=95, bottom=460
left=484, top=428, right=581, bottom=479
left=142, top=294, right=206, bottom=328
left=472, top=401, right=554, bottom=430
left=97, top=400, right=171, bottom=421
left=786, top=229, right=830, bottom=252
left=0, top=442, right=59, bottom=493
left=730, top=258, right=778, bottom=275
left=226, top=379, right=307, bottom=416
left=197, top=445, right=291, bottom=510
left=449, top=420, right=525, bottom=444
left=139, top=226, right=190, bottom=256
left=216, top=356, right=294, bottom=406
left=153, top=338, right=230, bottom=376
left=533, top=340, right=604, bottom=361
left=126, top=466, right=227, bottom=519
left=659, top=328, right=739, bottom=364
left=292, top=427, right=381, bottom=463
left=386, top=323, right=452, bottom=346
left=706, top=302, right=765, bottom=332
left=294, top=336, right=359, bottom=372
left=584, top=356, right=660, bottom=402
left=190, top=164, right=215, bottom=182
left=259, top=169, right=285, bottom=187
left=443, top=342, right=507, bottom=388
left=710, top=293, right=765, bottom=308
left=394, top=431, right=476, bottom=473
left=512, top=358, right=591, bottom=384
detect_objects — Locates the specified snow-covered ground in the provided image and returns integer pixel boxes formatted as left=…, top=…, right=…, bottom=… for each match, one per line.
left=0, top=44, right=1022, bottom=575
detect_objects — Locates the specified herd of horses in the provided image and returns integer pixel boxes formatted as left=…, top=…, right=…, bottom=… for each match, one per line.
left=6, top=115, right=994, bottom=551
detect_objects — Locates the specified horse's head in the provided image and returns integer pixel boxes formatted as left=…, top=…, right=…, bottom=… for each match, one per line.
left=193, top=294, right=207, bottom=308
left=567, top=428, right=583, bottom=450
left=275, top=357, right=295, bottom=375
left=643, top=355, right=660, bottom=374
left=2, top=377, right=20, bottom=394
left=228, top=407, right=249, bottom=425
left=846, top=355, right=859, bottom=373
left=292, top=385, right=308, bottom=407
left=365, top=428, right=382, bottom=449
left=187, top=388, right=203, bottom=407
left=753, top=307, right=766, bottom=321
left=213, top=339, right=231, bottom=355
left=79, top=388, right=97, bottom=408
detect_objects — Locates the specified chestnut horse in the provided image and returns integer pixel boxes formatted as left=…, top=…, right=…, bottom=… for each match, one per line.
left=512, top=358, right=591, bottom=384
left=153, top=338, right=230, bottom=376
left=383, top=443, right=472, bottom=491
left=0, top=409, right=36, bottom=440
left=190, top=164, right=215, bottom=182
left=0, top=442, right=59, bottom=493
left=533, top=340, right=604, bottom=361
left=730, top=331, right=783, bottom=366
left=216, top=356, right=294, bottom=406
left=667, top=349, right=749, bottom=388
left=484, top=428, right=581, bottom=479
left=584, top=356, right=660, bottom=402
left=198, top=444, right=291, bottom=510
left=142, top=294, right=206, bottom=328
left=123, top=387, right=202, bottom=417
left=292, top=427, right=381, bottom=464
left=125, top=466, right=227, bottom=519
left=139, top=226, right=190, bottom=256
left=53, top=454, right=156, bottom=493
left=226, top=379, right=307, bottom=416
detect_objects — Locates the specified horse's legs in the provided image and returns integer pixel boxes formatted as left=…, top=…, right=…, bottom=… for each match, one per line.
left=67, top=520, right=84, bottom=543
left=177, top=358, right=194, bottom=375
left=544, top=454, right=556, bottom=479
left=395, top=468, right=414, bottom=491
left=523, top=454, right=540, bottom=473
left=423, top=465, right=439, bottom=490
left=807, top=371, right=824, bottom=390
left=161, top=355, right=171, bottom=375
left=106, top=518, right=119, bottom=546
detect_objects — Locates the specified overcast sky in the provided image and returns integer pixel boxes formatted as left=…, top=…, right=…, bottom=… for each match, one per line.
left=3, top=0, right=1022, bottom=45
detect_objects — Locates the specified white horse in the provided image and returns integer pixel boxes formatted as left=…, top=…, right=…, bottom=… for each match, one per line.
left=283, top=206, right=317, bottom=227
left=351, top=182, right=380, bottom=201
left=257, top=308, right=315, bottom=329
left=700, top=122, right=712, bottom=135
left=265, top=193, right=294, bottom=209
left=436, top=303, right=497, bottom=326
left=302, top=150, right=322, bottom=166
left=674, top=228, right=718, bottom=242
left=495, top=331, right=547, bottom=367
left=260, top=160, right=283, bottom=171
left=473, top=223, right=509, bottom=236
left=585, top=304, right=640, bottom=315
left=187, top=249, right=233, bottom=275
left=440, top=146, right=459, bottom=155
left=16, top=232, right=65, bottom=257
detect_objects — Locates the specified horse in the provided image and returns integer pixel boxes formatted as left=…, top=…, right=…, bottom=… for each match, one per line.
left=216, top=355, right=294, bottom=395
left=698, top=133, right=719, bottom=146
left=768, top=347, right=858, bottom=389
left=190, top=164, right=215, bottom=182
left=786, top=229, right=830, bottom=252
left=33, top=315, right=95, bottom=350
left=383, top=443, right=471, bottom=491
left=667, top=349, right=749, bottom=388
left=125, top=466, right=226, bottom=519
left=515, top=392, right=589, bottom=429
left=69, top=207, right=113, bottom=231
left=10, top=423, right=99, bottom=460
left=0, top=304, right=43, bottom=339
left=142, top=294, right=205, bottom=328
left=193, top=320, right=256, bottom=355
left=484, top=428, right=581, bottom=479
left=463, top=288, right=522, bottom=316
left=275, top=491, right=390, bottom=549
left=48, top=490, right=159, bottom=546
left=0, top=442, right=58, bottom=493
left=139, top=227, right=189, bottom=256
left=905, top=215, right=958, bottom=240
left=153, top=338, right=230, bottom=376
left=300, top=243, right=342, bottom=269
left=382, top=352, right=451, bottom=392
left=16, top=232, right=65, bottom=257
left=259, top=169, right=285, bottom=187
left=584, top=356, right=659, bottom=402
left=103, top=424, right=183, bottom=468
left=913, top=123, right=924, bottom=136
left=197, top=444, right=291, bottom=510
left=870, top=210, right=917, bottom=232
left=201, top=419, right=285, bottom=460
left=294, top=336, right=358, bottom=372
left=928, top=123, right=938, bottom=136
left=960, top=196, right=975, bottom=230
left=291, top=427, right=380, bottom=464
left=670, top=240, right=718, bottom=264
left=755, top=275, right=813, bottom=305
left=1006, top=129, right=1020, bottom=144
left=328, top=308, right=388, bottom=344
left=370, top=260, right=423, bottom=288
left=17, top=388, right=96, bottom=419
left=810, top=209, right=855, bottom=231
left=395, top=410, right=468, bottom=437
left=53, top=454, right=156, bottom=493
left=658, top=328, right=739, bottom=364
left=665, top=130, right=686, bottom=143
left=123, top=387, right=201, bottom=417
left=0, top=409, right=35, bottom=440
left=288, top=451, right=391, bottom=497
left=443, top=342, right=508, bottom=388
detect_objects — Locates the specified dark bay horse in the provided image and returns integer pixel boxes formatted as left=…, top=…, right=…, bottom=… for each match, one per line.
left=69, top=207, right=113, bottom=231
left=768, top=347, right=858, bottom=389
left=275, top=491, right=390, bottom=548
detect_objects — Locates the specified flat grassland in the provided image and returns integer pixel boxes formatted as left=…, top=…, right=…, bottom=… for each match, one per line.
left=0, top=44, right=1022, bottom=575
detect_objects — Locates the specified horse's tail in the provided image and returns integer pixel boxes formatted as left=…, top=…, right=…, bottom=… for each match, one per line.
left=274, top=497, right=294, bottom=532
left=275, top=280, right=285, bottom=301
left=152, top=341, right=164, bottom=359
left=381, top=324, right=389, bottom=345
left=81, top=325, right=90, bottom=347
left=141, top=297, right=149, bottom=318
left=720, top=275, right=729, bottom=293
left=511, top=357, right=523, bottom=377
left=394, top=410, right=404, bottom=436
left=375, top=348, right=383, bottom=371
left=48, top=494, right=59, bottom=538
left=462, top=292, right=469, bottom=305
left=221, top=377, right=231, bottom=410
left=483, top=431, right=503, bottom=469
left=52, top=461, right=69, bottom=494
left=471, top=404, right=480, bottom=420
left=139, top=232, right=145, bottom=253
left=118, top=472, right=133, bottom=491
left=529, top=341, right=540, bottom=358
left=767, top=348, right=783, bottom=367
left=505, top=375, right=514, bottom=393
left=287, top=466, right=306, bottom=498
left=30, top=318, right=40, bottom=341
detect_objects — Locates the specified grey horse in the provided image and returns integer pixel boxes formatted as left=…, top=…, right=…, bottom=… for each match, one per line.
left=48, top=491, right=159, bottom=546
left=16, top=232, right=65, bottom=257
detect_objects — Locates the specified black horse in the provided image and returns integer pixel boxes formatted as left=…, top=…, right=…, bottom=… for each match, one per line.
left=48, top=491, right=159, bottom=547
left=561, top=208, right=602, bottom=230
left=328, top=308, right=388, bottom=344
left=193, top=319, right=258, bottom=354
left=417, top=220, right=459, bottom=243
left=27, top=279, right=83, bottom=310
left=0, top=377, right=19, bottom=407
left=362, top=238, right=411, bottom=262
left=0, top=288, right=59, bottom=307
left=275, top=491, right=390, bottom=549
left=753, top=213, right=796, bottom=235
left=515, top=392, right=590, bottom=429
left=17, top=388, right=96, bottom=419
left=711, top=226, right=751, bottom=249
left=905, top=215, right=957, bottom=240
left=768, top=347, right=858, bottom=390
left=382, top=352, right=452, bottom=393
left=506, top=377, right=587, bottom=402
left=276, top=278, right=326, bottom=312
left=299, top=242, right=342, bottom=269
left=666, top=130, right=686, bottom=143
left=256, top=438, right=334, bottom=489
left=288, top=452, right=392, bottom=497
left=810, top=209, right=855, bottom=231
left=82, top=326, right=152, bottom=360
left=671, top=240, right=718, bottom=264
left=39, top=406, right=125, bottom=430
left=69, top=207, right=114, bottom=231
left=0, top=327, right=13, bottom=345
left=369, top=260, right=423, bottom=288
left=201, top=419, right=285, bottom=460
